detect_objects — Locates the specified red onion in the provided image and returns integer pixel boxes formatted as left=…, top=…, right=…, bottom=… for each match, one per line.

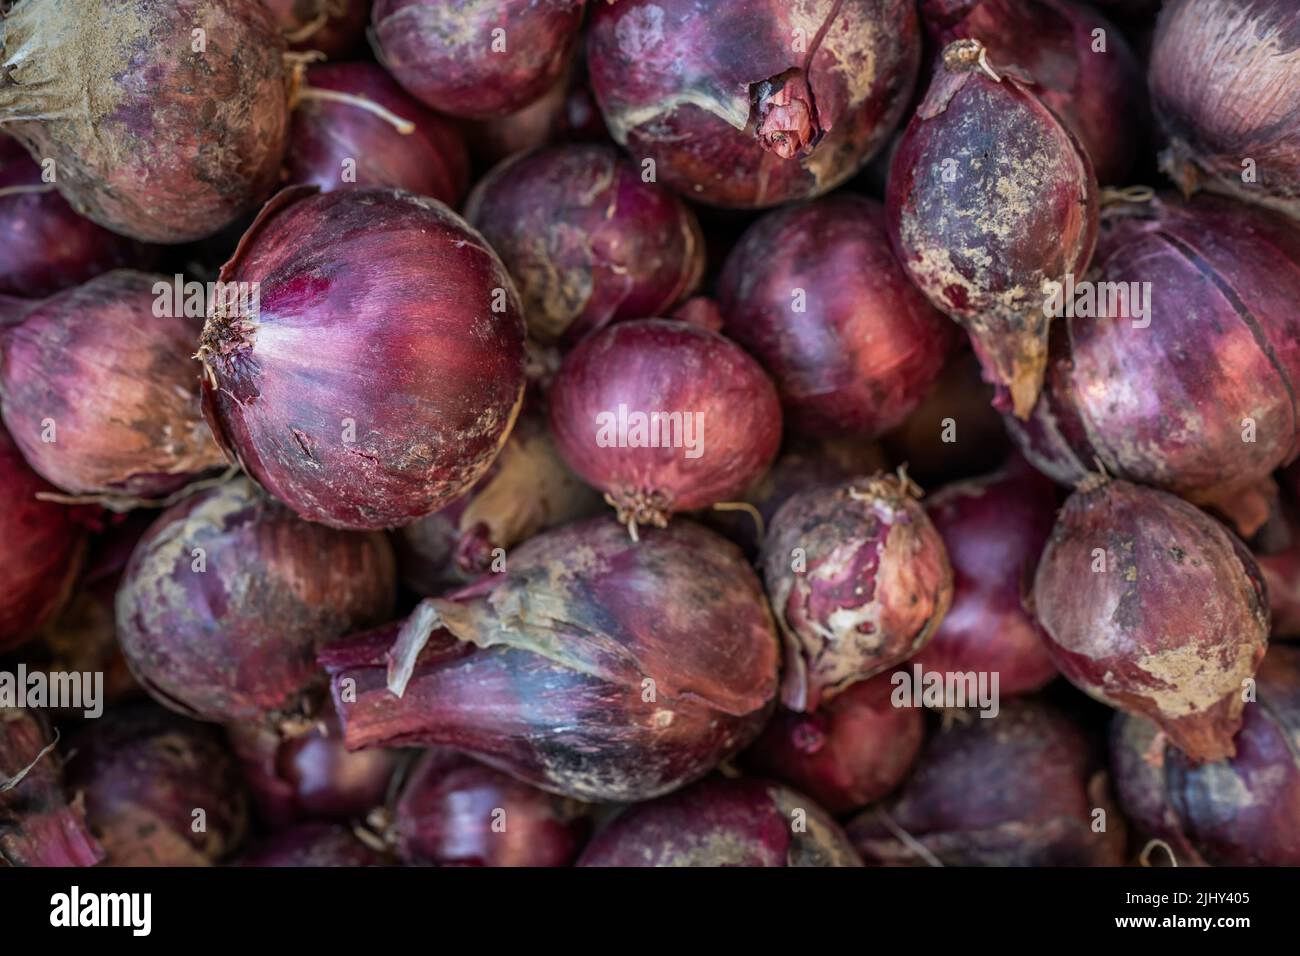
left=321, top=517, right=780, bottom=802
left=587, top=0, right=921, bottom=208
left=1254, top=504, right=1300, bottom=638
left=1033, top=476, right=1269, bottom=762
left=760, top=473, right=954, bottom=712
left=742, top=674, right=924, bottom=815
left=1108, top=712, right=1208, bottom=866
left=465, top=144, right=705, bottom=344
left=371, top=0, right=587, bottom=119
left=199, top=186, right=527, bottom=530
left=548, top=319, right=782, bottom=536
left=1, top=270, right=225, bottom=499
left=235, top=822, right=385, bottom=866
left=265, top=0, right=369, bottom=58
left=116, top=477, right=396, bottom=726
left=392, top=750, right=588, bottom=867
left=463, top=65, right=609, bottom=166
left=886, top=38, right=1098, bottom=418
left=718, top=194, right=955, bottom=438
left=1151, top=0, right=1300, bottom=221
left=0, top=0, right=289, bottom=243
left=578, top=776, right=861, bottom=867
left=285, top=62, right=469, bottom=205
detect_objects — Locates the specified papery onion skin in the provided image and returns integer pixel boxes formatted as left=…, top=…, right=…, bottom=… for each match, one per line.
left=0, top=0, right=289, bottom=243
left=719, top=194, right=955, bottom=438
left=371, top=0, right=587, bottom=119
left=322, top=518, right=780, bottom=803
left=235, top=822, right=385, bottom=867
left=199, top=187, right=527, bottom=530
left=578, top=776, right=862, bottom=867
left=587, top=0, right=921, bottom=209
left=0, top=270, right=225, bottom=498
left=265, top=0, right=369, bottom=58
left=116, top=478, right=396, bottom=726
left=466, top=144, right=705, bottom=344
left=1033, top=477, right=1269, bottom=763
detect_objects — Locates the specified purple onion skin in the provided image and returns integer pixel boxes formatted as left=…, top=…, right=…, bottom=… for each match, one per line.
left=0, top=0, right=289, bottom=243
left=116, top=478, right=396, bottom=726
left=322, top=518, right=780, bottom=803
left=235, top=823, right=385, bottom=867
left=588, top=0, right=921, bottom=209
left=466, top=144, right=705, bottom=345
left=1151, top=0, right=1300, bottom=221
left=1257, top=534, right=1300, bottom=639
left=372, top=0, right=587, bottom=119
left=463, top=66, right=610, bottom=167
left=1108, top=713, right=1209, bottom=866
left=849, top=699, right=1127, bottom=866
left=579, top=776, right=862, bottom=867
left=394, top=751, right=589, bottom=867
left=265, top=0, right=370, bottom=58
left=718, top=195, right=955, bottom=439
left=199, top=187, right=527, bottom=530
left=286, top=62, right=470, bottom=205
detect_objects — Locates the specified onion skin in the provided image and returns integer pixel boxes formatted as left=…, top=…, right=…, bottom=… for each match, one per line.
left=116, top=477, right=396, bottom=726
left=719, top=194, right=955, bottom=438
left=886, top=38, right=1098, bottom=418
left=466, top=144, right=705, bottom=344
left=199, top=186, right=527, bottom=530
left=1108, top=713, right=1209, bottom=866
left=761, top=474, right=954, bottom=712
left=371, top=0, right=587, bottom=119
left=235, top=822, right=385, bottom=866
left=285, top=62, right=469, bottom=205
left=0, top=0, right=289, bottom=243
left=1151, top=0, right=1300, bottom=221
left=1, top=270, right=225, bottom=499
left=1033, top=477, right=1269, bottom=763
left=265, top=0, right=369, bottom=58
left=322, top=518, right=780, bottom=803
left=578, top=776, right=862, bottom=867
left=548, top=319, right=782, bottom=535
left=463, top=66, right=609, bottom=166
left=587, top=0, right=921, bottom=209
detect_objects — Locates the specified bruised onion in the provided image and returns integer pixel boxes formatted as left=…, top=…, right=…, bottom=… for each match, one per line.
left=235, top=822, right=384, bottom=867
left=548, top=319, right=782, bottom=536
left=116, top=477, right=396, bottom=726
left=265, top=0, right=369, bottom=58
left=198, top=186, right=526, bottom=530
left=0, top=0, right=289, bottom=243
left=1033, top=476, right=1269, bottom=762
left=465, top=144, right=705, bottom=344
left=760, top=473, right=953, bottom=712
left=587, top=0, right=921, bottom=208
left=322, top=517, right=780, bottom=802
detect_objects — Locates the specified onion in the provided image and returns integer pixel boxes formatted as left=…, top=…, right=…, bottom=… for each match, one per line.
left=1108, top=712, right=1208, bottom=866
left=235, top=822, right=385, bottom=866
left=1, top=270, right=225, bottom=499
left=265, top=0, right=369, bottom=58
left=587, top=0, right=921, bottom=208
left=548, top=319, right=782, bottom=537
left=578, top=776, right=862, bottom=867
left=886, top=38, right=1098, bottom=418
left=64, top=703, right=249, bottom=866
left=285, top=62, right=469, bottom=205
left=1151, top=0, right=1300, bottom=222
left=718, top=194, right=955, bottom=438
left=1033, top=476, right=1269, bottom=762
left=1254, top=504, right=1300, bottom=638
left=0, top=0, right=289, bottom=243
left=198, top=186, right=527, bottom=530
left=742, top=674, right=924, bottom=815
left=761, top=473, right=953, bottom=712
left=463, top=65, right=609, bottom=166
left=116, top=477, right=396, bottom=727
left=465, top=144, right=705, bottom=344
left=371, top=0, right=587, bottom=119
left=321, top=517, right=780, bottom=802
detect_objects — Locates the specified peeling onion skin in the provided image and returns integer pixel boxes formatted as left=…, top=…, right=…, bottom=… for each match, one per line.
left=885, top=39, right=1098, bottom=419
left=761, top=474, right=953, bottom=712
left=588, top=0, right=920, bottom=209
left=719, top=194, right=955, bottom=438
left=264, top=0, right=369, bottom=59
left=1033, top=477, right=1269, bottom=763
left=285, top=63, right=470, bottom=206
left=116, top=478, right=397, bottom=727
left=322, top=518, right=780, bottom=803
left=0, top=0, right=289, bottom=243
left=0, top=271, right=226, bottom=499
left=465, top=144, right=706, bottom=345
left=578, top=776, right=862, bottom=867
left=235, top=822, right=385, bottom=866
left=1151, top=0, right=1300, bottom=222
left=371, top=0, right=587, bottom=120
left=199, top=187, right=527, bottom=530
